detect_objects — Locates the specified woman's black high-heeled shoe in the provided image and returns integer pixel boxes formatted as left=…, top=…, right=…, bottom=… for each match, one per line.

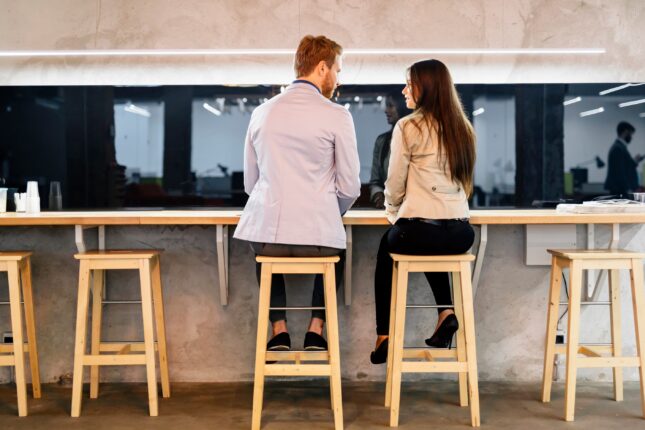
left=370, top=338, right=389, bottom=364
left=425, top=314, right=459, bottom=348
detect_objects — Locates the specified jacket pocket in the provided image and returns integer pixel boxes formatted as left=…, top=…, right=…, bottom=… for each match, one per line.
left=431, top=184, right=464, bottom=201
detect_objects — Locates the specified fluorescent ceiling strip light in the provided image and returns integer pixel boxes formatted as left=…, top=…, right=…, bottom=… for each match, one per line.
left=124, top=103, right=150, bottom=117
left=618, top=98, right=645, bottom=108
left=203, top=102, right=222, bottom=116
left=579, top=107, right=604, bottom=117
left=0, top=48, right=606, bottom=57
left=599, top=83, right=645, bottom=95
left=473, top=107, right=485, bottom=116
left=563, top=96, right=582, bottom=106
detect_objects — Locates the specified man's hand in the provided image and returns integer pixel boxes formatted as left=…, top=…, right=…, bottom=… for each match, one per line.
left=636, top=154, right=644, bottom=163
left=372, top=192, right=385, bottom=209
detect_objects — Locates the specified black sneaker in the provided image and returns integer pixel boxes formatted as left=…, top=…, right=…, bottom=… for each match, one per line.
left=303, top=332, right=328, bottom=351
left=267, top=332, right=291, bottom=351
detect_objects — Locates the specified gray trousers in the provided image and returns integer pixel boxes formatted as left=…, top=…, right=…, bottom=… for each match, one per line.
left=250, top=242, right=345, bottom=323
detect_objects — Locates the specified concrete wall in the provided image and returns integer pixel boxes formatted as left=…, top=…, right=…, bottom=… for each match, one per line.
left=0, top=0, right=644, bottom=85
left=1, top=223, right=644, bottom=384
left=1, top=0, right=645, bottom=385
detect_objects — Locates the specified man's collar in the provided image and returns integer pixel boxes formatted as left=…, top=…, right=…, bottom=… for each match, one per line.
left=292, top=79, right=322, bottom=94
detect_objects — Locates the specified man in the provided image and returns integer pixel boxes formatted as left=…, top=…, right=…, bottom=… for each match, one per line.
left=605, top=121, right=642, bottom=195
left=368, top=92, right=409, bottom=208
left=234, top=35, right=361, bottom=351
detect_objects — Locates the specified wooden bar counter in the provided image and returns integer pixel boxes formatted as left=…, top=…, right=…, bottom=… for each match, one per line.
left=0, top=209, right=642, bottom=306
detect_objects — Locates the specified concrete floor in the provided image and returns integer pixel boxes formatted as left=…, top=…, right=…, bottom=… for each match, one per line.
left=0, top=381, right=643, bottom=429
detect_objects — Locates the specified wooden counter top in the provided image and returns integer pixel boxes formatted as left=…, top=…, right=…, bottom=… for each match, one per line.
left=0, top=209, right=644, bottom=226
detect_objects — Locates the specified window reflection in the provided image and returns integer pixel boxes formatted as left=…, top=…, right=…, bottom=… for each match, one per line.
left=0, top=83, right=643, bottom=210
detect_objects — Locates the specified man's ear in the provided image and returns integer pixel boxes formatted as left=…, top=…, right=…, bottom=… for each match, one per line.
left=317, top=60, right=327, bottom=76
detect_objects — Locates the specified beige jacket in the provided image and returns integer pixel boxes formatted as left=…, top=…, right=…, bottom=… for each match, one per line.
left=384, top=114, right=470, bottom=224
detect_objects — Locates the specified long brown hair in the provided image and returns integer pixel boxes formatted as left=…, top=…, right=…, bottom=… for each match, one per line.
left=406, top=59, right=476, bottom=195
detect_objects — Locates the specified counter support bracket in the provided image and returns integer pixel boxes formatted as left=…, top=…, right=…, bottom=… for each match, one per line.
left=74, top=225, right=105, bottom=253
left=472, top=224, right=488, bottom=298
left=75, top=225, right=107, bottom=299
left=216, top=225, right=230, bottom=306
left=344, top=225, right=353, bottom=306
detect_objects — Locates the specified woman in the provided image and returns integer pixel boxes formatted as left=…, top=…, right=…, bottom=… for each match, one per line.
left=370, top=59, right=476, bottom=364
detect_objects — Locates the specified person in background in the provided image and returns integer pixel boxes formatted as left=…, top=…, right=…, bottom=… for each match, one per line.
left=605, top=121, right=642, bottom=196
left=368, top=92, right=409, bottom=209
left=370, top=59, right=476, bottom=364
left=234, top=35, right=361, bottom=352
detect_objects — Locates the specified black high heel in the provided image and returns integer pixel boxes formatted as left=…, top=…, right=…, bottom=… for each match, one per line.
left=425, top=314, right=458, bottom=348
left=370, top=338, right=389, bottom=364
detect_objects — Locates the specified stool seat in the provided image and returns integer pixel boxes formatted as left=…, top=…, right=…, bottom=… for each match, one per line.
left=0, top=251, right=33, bottom=260
left=253, top=256, right=343, bottom=430
left=74, top=249, right=162, bottom=259
left=256, top=255, right=340, bottom=264
left=548, top=249, right=645, bottom=259
left=0, top=251, right=41, bottom=416
left=390, top=253, right=475, bottom=262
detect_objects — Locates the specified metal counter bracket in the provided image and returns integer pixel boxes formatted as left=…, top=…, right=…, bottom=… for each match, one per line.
left=472, top=224, right=488, bottom=298
left=344, top=225, right=353, bottom=306
left=216, top=225, right=230, bottom=306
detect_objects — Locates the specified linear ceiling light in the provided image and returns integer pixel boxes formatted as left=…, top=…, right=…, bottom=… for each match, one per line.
left=599, top=83, right=644, bottom=96
left=203, top=102, right=222, bottom=116
left=124, top=103, right=150, bottom=117
left=618, top=99, right=645, bottom=108
left=563, top=96, right=582, bottom=106
left=0, top=48, right=606, bottom=57
left=579, top=107, right=604, bottom=117
left=473, top=107, right=485, bottom=116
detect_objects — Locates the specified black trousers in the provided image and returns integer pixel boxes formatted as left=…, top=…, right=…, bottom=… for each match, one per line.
left=250, top=242, right=344, bottom=323
left=374, top=219, right=475, bottom=335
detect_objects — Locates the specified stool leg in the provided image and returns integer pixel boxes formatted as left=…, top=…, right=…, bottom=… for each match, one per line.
left=151, top=255, right=171, bottom=398
left=71, top=260, right=92, bottom=417
left=252, top=262, right=272, bottom=430
left=564, top=261, right=582, bottom=422
left=90, top=269, right=104, bottom=399
left=629, top=259, right=645, bottom=418
left=139, top=259, right=159, bottom=417
left=389, top=262, right=409, bottom=427
left=20, top=258, right=41, bottom=399
left=458, top=262, right=480, bottom=427
left=609, top=269, right=623, bottom=402
left=542, top=256, right=563, bottom=403
left=385, top=261, right=398, bottom=408
left=324, top=262, right=344, bottom=430
left=8, top=263, right=28, bottom=417
left=452, top=271, right=469, bottom=407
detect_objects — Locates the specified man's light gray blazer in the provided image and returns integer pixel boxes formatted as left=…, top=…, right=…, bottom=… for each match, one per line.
left=233, top=82, right=361, bottom=250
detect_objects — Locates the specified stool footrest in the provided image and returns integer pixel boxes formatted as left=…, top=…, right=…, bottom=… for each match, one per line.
left=82, top=354, right=147, bottom=366
left=0, top=343, right=30, bottom=353
left=0, top=356, right=16, bottom=366
left=265, top=351, right=329, bottom=362
left=554, top=344, right=613, bottom=355
left=401, top=361, right=468, bottom=373
left=577, top=357, right=641, bottom=368
left=403, top=348, right=458, bottom=360
left=98, top=342, right=158, bottom=353
left=264, top=363, right=331, bottom=376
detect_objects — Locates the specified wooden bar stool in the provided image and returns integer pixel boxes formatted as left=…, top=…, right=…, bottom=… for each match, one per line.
left=71, top=250, right=170, bottom=417
left=252, top=256, right=343, bottom=430
left=0, top=252, right=41, bottom=416
left=542, top=249, right=645, bottom=421
left=385, top=253, right=479, bottom=427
